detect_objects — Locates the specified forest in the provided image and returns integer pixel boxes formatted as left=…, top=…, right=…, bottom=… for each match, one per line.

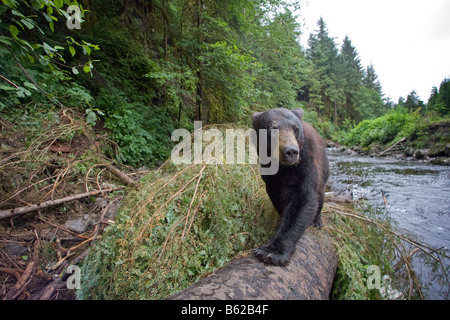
left=1, top=0, right=449, bottom=167
left=1, top=0, right=449, bottom=300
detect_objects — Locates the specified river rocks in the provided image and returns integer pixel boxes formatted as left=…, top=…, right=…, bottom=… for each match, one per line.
left=429, top=143, right=450, bottom=157
left=328, top=142, right=449, bottom=165
left=414, top=149, right=430, bottom=160
left=404, top=147, right=415, bottom=157
left=429, top=157, right=450, bottom=165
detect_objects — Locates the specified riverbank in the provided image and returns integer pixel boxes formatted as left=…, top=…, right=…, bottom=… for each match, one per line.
left=335, top=119, right=450, bottom=165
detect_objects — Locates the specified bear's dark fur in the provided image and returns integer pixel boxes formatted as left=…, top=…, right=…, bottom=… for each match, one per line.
left=252, top=108, right=329, bottom=266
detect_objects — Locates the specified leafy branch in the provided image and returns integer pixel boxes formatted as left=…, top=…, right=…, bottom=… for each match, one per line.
left=0, top=0, right=99, bottom=102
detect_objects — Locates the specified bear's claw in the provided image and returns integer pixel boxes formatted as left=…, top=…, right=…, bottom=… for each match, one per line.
left=254, top=246, right=290, bottom=266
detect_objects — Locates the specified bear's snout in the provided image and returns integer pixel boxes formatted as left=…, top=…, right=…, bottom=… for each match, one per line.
left=282, top=145, right=299, bottom=164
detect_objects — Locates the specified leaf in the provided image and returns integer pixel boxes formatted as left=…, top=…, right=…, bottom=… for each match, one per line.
left=85, top=109, right=97, bottom=126
left=0, top=5, right=8, bottom=15
left=16, top=86, right=32, bottom=98
left=83, top=65, right=91, bottom=73
left=54, top=0, right=64, bottom=9
left=43, top=42, right=56, bottom=54
left=49, top=20, right=54, bottom=33
left=72, top=67, right=79, bottom=75
left=9, top=25, right=19, bottom=37
left=31, top=0, right=43, bottom=10
left=0, top=36, right=12, bottom=46
left=26, top=54, right=35, bottom=63
left=0, top=85, right=17, bottom=91
left=11, top=9, right=25, bottom=18
left=82, top=45, right=91, bottom=55
left=21, top=18, right=35, bottom=30
left=23, top=81, right=37, bottom=90
left=69, top=45, right=76, bottom=56
left=38, top=56, right=49, bottom=66
left=43, top=13, right=52, bottom=22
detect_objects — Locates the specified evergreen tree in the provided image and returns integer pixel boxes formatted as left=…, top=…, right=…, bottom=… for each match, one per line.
left=339, top=36, right=363, bottom=90
left=405, top=90, right=425, bottom=111
left=428, top=78, right=450, bottom=115
left=363, top=64, right=382, bottom=95
left=336, top=36, right=363, bottom=120
left=428, top=86, right=439, bottom=108
left=306, top=17, right=338, bottom=117
left=250, top=9, right=307, bottom=110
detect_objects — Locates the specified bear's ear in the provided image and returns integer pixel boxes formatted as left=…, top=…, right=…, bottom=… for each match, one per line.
left=252, top=112, right=262, bottom=126
left=292, top=108, right=303, bottom=121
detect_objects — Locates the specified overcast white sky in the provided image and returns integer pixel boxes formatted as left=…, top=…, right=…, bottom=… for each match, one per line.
left=298, top=0, right=450, bottom=103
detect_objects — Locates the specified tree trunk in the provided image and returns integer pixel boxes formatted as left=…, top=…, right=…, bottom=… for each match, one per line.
left=169, top=228, right=337, bottom=300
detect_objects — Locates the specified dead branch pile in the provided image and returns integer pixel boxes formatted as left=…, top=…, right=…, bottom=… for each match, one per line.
left=0, top=108, right=142, bottom=300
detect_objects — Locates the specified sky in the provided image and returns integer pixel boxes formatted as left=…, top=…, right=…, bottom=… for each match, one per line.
left=298, top=0, right=450, bottom=103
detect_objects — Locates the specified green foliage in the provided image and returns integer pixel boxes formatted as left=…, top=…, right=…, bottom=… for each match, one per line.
left=0, top=0, right=98, bottom=83
left=1, top=0, right=395, bottom=167
left=305, top=18, right=386, bottom=124
left=328, top=205, right=393, bottom=300
left=199, top=41, right=258, bottom=122
left=0, top=0, right=99, bottom=122
left=344, top=109, right=421, bottom=147
left=327, top=200, right=426, bottom=300
left=428, top=78, right=450, bottom=115
left=250, top=9, right=307, bottom=110
left=353, top=86, right=384, bottom=120
left=78, top=125, right=278, bottom=299
left=105, top=104, right=174, bottom=167
left=404, top=90, right=425, bottom=112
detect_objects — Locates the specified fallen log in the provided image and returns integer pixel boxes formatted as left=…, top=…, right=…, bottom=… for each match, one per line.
left=377, top=137, right=406, bottom=157
left=169, top=228, right=337, bottom=300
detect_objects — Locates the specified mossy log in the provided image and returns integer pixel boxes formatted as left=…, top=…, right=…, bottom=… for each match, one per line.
left=169, top=228, right=337, bottom=300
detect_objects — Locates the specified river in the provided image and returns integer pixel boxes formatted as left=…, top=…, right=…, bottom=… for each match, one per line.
left=327, top=148, right=450, bottom=300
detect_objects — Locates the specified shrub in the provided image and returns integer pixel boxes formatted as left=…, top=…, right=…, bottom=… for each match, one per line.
left=104, top=103, right=174, bottom=167
left=344, top=110, right=420, bottom=147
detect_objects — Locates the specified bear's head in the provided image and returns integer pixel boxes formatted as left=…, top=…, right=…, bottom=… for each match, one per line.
left=252, top=108, right=304, bottom=166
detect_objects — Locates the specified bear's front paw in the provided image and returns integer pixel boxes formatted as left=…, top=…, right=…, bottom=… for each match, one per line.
left=254, top=244, right=291, bottom=266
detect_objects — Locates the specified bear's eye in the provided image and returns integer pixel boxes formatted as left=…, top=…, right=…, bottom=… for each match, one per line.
left=294, top=126, right=299, bottom=135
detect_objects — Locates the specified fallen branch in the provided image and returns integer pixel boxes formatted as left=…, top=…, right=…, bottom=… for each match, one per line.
left=327, top=204, right=449, bottom=260
left=4, top=261, right=36, bottom=300
left=100, top=159, right=137, bottom=187
left=0, top=188, right=123, bottom=220
left=378, top=137, right=406, bottom=157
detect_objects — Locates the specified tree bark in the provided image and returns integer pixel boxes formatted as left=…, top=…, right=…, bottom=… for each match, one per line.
left=169, top=228, right=337, bottom=300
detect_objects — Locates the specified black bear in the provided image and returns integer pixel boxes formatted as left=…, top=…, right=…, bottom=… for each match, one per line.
left=252, top=108, right=329, bottom=266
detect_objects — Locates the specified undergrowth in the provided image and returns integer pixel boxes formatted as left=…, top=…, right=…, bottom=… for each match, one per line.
left=78, top=125, right=278, bottom=299
left=343, top=109, right=423, bottom=148
left=324, top=200, right=449, bottom=300
left=324, top=201, right=399, bottom=299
